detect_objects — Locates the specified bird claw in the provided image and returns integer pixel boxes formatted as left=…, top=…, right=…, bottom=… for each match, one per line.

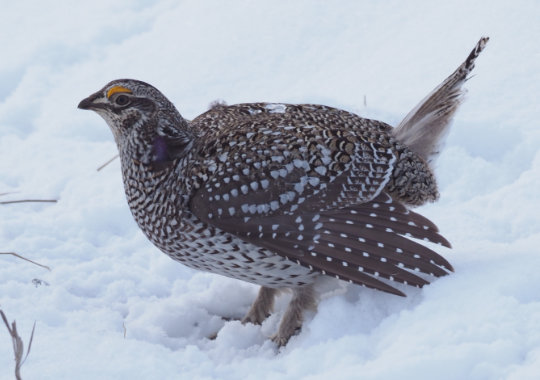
left=270, top=334, right=289, bottom=347
left=241, top=312, right=270, bottom=326
left=270, top=326, right=302, bottom=348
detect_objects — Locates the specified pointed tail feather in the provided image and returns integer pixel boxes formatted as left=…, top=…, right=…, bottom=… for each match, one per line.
left=392, top=37, right=489, bottom=164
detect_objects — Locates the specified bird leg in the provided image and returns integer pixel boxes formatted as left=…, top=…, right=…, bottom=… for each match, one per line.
left=272, top=284, right=317, bottom=347
left=241, top=286, right=278, bottom=325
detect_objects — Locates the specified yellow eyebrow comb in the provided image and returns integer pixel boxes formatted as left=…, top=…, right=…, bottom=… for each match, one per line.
left=107, top=86, right=132, bottom=99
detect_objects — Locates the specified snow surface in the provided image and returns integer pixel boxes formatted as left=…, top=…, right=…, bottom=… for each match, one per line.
left=1, top=1, right=539, bottom=379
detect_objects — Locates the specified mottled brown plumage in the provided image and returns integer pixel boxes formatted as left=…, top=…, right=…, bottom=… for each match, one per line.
left=78, top=37, right=488, bottom=346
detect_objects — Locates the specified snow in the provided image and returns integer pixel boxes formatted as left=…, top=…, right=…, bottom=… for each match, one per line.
left=1, top=0, right=539, bottom=379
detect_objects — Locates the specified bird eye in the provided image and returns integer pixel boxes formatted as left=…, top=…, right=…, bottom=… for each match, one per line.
left=114, top=94, right=131, bottom=107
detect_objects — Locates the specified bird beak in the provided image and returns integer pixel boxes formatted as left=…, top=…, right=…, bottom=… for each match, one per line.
left=78, top=92, right=102, bottom=110
left=77, top=97, right=93, bottom=110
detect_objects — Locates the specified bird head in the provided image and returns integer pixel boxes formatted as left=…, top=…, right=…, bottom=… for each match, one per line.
left=78, top=79, right=194, bottom=169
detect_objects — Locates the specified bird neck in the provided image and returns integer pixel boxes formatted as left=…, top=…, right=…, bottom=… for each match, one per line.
left=118, top=137, right=194, bottom=205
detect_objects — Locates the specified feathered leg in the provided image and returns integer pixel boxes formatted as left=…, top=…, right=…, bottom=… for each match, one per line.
left=242, top=286, right=278, bottom=325
left=272, top=284, right=317, bottom=347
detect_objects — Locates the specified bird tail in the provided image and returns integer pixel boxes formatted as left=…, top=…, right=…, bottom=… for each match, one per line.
left=392, top=37, right=489, bottom=165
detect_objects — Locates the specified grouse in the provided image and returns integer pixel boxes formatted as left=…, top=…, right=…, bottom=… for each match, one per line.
left=78, top=37, right=488, bottom=346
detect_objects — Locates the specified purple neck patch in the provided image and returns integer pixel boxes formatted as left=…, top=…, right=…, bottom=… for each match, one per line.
left=152, top=136, right=169, bottom=162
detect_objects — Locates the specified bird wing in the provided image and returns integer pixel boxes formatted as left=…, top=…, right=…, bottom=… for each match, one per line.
left=189, top=104, right=452, bottom=295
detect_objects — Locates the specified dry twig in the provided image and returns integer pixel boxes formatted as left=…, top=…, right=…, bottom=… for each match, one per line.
left=0, top=199, right=57, bottom=205
left=0, top=193, right=56, bottom=205
left=0, top=309, right=36, bottom=380
left=0, top=252, right=51, bottom=271
left=97, top=154, right=119, bottom=171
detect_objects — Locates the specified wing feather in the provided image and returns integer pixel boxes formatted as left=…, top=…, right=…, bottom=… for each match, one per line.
left=189, top=104, right=452, bottom=295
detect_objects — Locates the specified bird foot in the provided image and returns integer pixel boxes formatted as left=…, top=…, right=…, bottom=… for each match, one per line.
left=241, top=312, right=270, bottom=326
left=241, top=286, right=277, bottom=325
left=270, top=326, right=302, bottom=347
